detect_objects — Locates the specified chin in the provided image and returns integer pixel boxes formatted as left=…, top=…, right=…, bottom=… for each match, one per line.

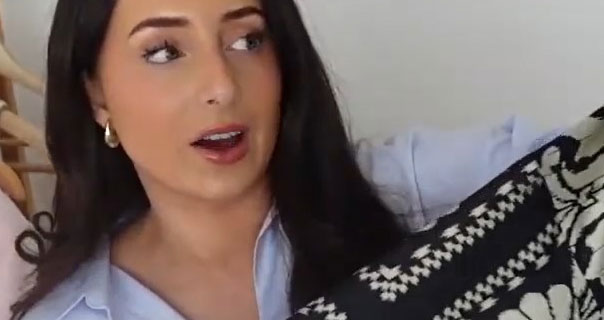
left=191, top=175, right=267, bottom=203
left=196, top=186, right=246, bottom=202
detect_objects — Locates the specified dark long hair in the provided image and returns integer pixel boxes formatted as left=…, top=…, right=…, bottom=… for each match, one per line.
left=11, top=0, right=405, bottom=318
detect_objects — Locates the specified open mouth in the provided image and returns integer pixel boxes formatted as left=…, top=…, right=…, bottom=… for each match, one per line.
left=191, top=130, right=245, bottom=150
left=190, top=125, right=249, bottom=164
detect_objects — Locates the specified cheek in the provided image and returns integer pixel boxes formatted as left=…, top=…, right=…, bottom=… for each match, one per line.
left=102, top=57, right=191, bottom=116
left=235, top=52, right=282, bottom=152
left=100, top=61, right=189, bottom=168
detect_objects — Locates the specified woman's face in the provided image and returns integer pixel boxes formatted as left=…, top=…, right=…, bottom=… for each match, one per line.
left=86, top=0, right=281, bottom=202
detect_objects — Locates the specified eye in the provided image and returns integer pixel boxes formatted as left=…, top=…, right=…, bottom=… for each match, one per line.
left=228, top=31, right=265, bottom=52
left=142, top=40, right=184, bottom=64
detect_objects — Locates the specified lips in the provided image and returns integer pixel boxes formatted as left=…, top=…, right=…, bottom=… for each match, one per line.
left=190, top=124, right=249, bottom=165
left=192, top=130, right=244, bottom=150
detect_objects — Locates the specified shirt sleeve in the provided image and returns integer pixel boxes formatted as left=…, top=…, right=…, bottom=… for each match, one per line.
left=356, top=116, right=563, bottom=231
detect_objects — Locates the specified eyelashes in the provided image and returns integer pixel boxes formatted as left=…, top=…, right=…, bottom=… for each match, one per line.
left=141, top=30, right=268, bottom=65
left=227, top=30, right=266, bottom=52
left=142, top=40, right=184, bottom=64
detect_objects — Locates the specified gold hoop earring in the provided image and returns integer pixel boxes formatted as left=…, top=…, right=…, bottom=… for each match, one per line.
left=104, top=119, right=120, bottom=148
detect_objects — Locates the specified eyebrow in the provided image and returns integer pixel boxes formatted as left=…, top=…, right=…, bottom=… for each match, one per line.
left=222, top=6, right=264, bottom=22
left=129, top=16, right=189, bottom=37
left=129, top=6, right=264, bottom=38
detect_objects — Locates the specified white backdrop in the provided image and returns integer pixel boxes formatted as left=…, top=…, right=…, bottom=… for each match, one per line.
left=297, top=0, right=603, bottom=138
left=1, top=0, right=603, bottom=210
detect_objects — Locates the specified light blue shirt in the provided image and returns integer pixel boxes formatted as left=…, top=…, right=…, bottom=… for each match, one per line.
left=24, top=208, right=292, bottom=320
left=21, top=117, right=561, bottom=320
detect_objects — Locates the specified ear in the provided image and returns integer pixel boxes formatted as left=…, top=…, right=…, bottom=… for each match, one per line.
left=83, top=73, right=109, bottom=127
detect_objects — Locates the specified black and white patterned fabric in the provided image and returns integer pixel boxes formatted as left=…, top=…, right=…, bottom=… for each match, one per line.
left=289, top=107, right=604, bottom=320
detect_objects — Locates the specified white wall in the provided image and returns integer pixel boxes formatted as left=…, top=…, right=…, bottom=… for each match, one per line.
left=297, top=0, right=604, bottom=138
left=1, top=0, right=603, bottom=209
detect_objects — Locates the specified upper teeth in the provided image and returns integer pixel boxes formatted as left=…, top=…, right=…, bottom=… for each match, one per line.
left=202, top=131, right=242, bottom=141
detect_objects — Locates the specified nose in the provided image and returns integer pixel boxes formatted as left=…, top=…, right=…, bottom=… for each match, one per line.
left=197, top=50, right=237, bottom=107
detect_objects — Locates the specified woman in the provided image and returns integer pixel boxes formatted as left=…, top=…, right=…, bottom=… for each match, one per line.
left=9, top=0, right=556, bottom=319
left=12, top=0, right=405, bottom=319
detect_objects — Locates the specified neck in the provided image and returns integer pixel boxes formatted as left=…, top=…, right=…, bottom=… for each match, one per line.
left=123, top=177, right=273, bottom=267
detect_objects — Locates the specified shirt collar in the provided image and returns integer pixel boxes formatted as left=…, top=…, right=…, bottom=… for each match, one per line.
left=25, top=239, right=114, bottom=320
left=80, top=240, right=113, bottom=315
left=260, top=203, right=278, bottom=236
left=38, top=206, right=284, bottom=320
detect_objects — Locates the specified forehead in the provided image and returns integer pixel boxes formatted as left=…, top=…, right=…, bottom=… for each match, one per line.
left=109, top=0, right=263, bottom=31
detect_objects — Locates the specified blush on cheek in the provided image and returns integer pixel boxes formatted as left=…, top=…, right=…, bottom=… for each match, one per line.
left=101, top=72, right=185, bottom=173
left=245, top=58, right=281, bottom=127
